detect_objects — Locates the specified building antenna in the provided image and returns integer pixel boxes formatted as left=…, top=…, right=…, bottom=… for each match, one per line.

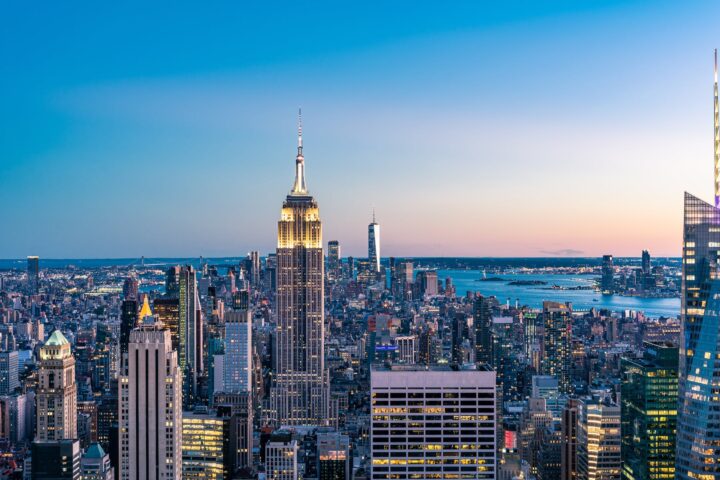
left=714, top=49, right=719, bottom=207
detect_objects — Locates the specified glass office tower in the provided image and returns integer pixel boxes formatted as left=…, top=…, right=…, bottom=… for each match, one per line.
left=621, top=342, right=678, bottom=480
left=675, top=192, right=720, bottom=480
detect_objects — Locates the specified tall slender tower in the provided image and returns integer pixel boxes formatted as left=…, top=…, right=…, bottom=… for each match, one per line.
left=36, top=330, right=77, bottom=441
left=270, top=111, right=328, bottom=425
left=368, top=210, right=381, bottom=274
left=178, top=265, right=203, bottom=407
left=675, top=50, right=720, bottom=480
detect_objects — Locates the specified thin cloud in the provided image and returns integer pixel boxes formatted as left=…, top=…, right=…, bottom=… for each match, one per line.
left=539, top=249, right=585, bottom=256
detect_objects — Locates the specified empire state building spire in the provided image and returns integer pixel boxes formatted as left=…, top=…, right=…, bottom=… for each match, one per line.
left=714, top=50, right=719, bottom=207
left=291, top=108, right=308, bottom=195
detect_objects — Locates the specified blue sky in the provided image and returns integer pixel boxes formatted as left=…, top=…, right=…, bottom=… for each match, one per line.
left=1, top=1, right=718, bottom=258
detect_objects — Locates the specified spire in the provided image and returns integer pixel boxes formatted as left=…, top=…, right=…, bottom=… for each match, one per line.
left=291, top=108, right=308, bottom=195
left=138, top=294, right=153, bottom=322
left=372, top=208, right=376, bottom=224
left=715, top=49, right=719, bottom=207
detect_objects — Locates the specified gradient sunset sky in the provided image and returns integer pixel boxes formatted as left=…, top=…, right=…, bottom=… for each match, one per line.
left=1, top=1, right=718, bottom=258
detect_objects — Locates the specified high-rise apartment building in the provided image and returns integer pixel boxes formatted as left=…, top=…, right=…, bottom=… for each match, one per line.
left=641, top=250, right=651, bottom=275
left=368, top=212, right=381, bottom=274
left=601, top=255, right=614, bottom=294
left=474, top=294, right=493, bottom=366
left=576, top=396, right=621, bottom=480
left=416, top=270, right=438, bottom=297
left=36, top=330, right=77, bottom=441
left=270, top=115, right=328, bottom=425
left=621, top=342, right=678, bottom=480
left=27, top=255, right=39, bottom=294
left=561, top=398, right=580, bottom=480
left=119, top=316, right=182, bottom=480
left=327, top=240, right=341, bottom=279
left=224, top=309, right=252, bottom=393
left=122, top=275, right=139, bottom=302
left=542, top=301, right=573, bottom=395
left=179, top=265, right=203, bottom=407
left=371, top=365, right=497, bottom=480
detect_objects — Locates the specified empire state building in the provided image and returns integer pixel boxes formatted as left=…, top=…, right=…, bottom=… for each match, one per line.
left=270, top=113, right=328, bottom=425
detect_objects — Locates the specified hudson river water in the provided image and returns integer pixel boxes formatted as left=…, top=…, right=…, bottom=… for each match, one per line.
left=439, top=270, right=679, bottom=318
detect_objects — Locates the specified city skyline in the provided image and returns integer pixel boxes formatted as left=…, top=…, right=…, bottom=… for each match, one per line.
left=2, top=2, right=719, bottom=258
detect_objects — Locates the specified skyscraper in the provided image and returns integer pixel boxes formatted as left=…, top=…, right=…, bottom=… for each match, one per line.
left=561, top=398, right=580, bottom=480
left=120, top=300, right=138, bottom=357
left=270, top=113, right=328, bottom=425
left=371, top=365, right=497, bottom=480
left=119, top=312, right=182, bottom=480
left=641, top=249, right=651, bottom=275
left=36, top=330, right=77, bottom=441
left=601, top=255, right=614, bottom=294
left=122, top=274, right=139, bottom=302
left=179, top=265, right=203, bottom=407
left=675, top=191, right=720, bottom=479
left=620, top=342, right=678, bottom=480
left=223, top=309, right=252, bottom=394
left=576, top=396, right=621, bottom=480
left=327, top=240, right=341, bottom=279
left=368, top=211, right=380, bottom=274
left=676, top=54, right=720, bottom=478
left=542, top=301, right=572, bottom=395
left=182, top=410, right=230, bottom=480
left=0, top=350, right=19, bottom=395
left=474, top=294, right=493, bottom=366
left=27, top=255, right=39, bottom=294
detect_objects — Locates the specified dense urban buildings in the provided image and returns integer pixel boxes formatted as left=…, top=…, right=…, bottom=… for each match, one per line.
left=0, top=106, right=705, bottom=480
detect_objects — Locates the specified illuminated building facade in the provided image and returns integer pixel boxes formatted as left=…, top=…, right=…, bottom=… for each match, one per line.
left=620, top=342, right=677, bottom=480
left=270, top=114, right=328, bottom=425
left=675, top=192, right=720, bottom=480
left=370, top=365, right=497, bottom=480
left=266, top=433, right=298, bottom=480
left=182, top=410, right=230, bottom=480
left=119, top=316, right=182, bottom=480
left=561, top=399, right=580, bottom=480
left=317, top=432, right=350, bottom=480
left=36, top=330, right=77, bottom=441
left=368, top=212, right=381, bottom=274
left=474, top=295, right=493, bottom=366
left=576, top=396, right=621, bottom=480
left=542, top=301, right=573, bottom=395
left=179, top=265, right=203, bottom=407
